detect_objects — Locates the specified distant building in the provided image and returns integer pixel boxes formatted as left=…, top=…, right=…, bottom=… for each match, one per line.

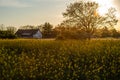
left=15, top=29, right=42, bottom=38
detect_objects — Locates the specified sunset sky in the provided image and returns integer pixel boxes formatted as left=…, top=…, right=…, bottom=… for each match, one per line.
left=0, top=0, right=120, bottom=28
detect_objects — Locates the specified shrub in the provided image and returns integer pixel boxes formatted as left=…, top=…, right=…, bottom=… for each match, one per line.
left=56, top=34, right=66, bottom=40
left=0, top=31, right=17, bottom=39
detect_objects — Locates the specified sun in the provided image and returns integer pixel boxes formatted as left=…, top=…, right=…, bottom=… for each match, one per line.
left=92, top=0, right=114, bottom=15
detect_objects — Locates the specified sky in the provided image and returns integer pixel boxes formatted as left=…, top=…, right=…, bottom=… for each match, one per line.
left=0, top=0, right=74, bottom=27
left=0, top=0, right=120, bottom=28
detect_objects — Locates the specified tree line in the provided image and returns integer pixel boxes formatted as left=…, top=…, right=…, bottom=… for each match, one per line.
left=1, top=22, right=119, bottom=39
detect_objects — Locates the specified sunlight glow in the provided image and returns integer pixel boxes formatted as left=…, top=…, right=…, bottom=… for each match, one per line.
left=92, top=0, right=114, bottom=15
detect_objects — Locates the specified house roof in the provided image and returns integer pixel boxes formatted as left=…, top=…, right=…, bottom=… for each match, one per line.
left=15, top=29, right=40, bottom=36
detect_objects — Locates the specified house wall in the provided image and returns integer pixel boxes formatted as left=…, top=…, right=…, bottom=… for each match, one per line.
left=33, top=31, right=42, bottom=38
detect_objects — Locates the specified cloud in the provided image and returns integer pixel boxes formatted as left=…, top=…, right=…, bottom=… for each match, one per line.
left=0, top=0, right=30, bottom=8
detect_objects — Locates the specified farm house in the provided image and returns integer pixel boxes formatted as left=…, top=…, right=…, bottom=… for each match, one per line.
left=15, top=29, right=42, bottom=39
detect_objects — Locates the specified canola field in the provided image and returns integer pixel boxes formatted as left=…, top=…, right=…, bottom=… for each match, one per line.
left=0, top=39, right=120, bottom=80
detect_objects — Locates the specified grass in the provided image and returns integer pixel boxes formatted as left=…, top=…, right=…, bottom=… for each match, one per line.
left=0, top=39, right=120, bottom=80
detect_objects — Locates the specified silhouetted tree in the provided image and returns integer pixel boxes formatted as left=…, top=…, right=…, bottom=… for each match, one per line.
left=101, top=27, right=111, bottom=38
left=63, top=1, right=118, bottom=40
left=7, top=26, right=17, bottom=34
left=42, top=22, right=53, bottom=38
left=55, top=25, right=88, bottom=40
left=37, top=25, right=44, bottom=32
left=0, top=25, right=17, bottom=39
left=110, top=28, right=120, bottom=38
left=0, top=24, right=5, bottom=31
left=0, top=31, right=17, bottom=39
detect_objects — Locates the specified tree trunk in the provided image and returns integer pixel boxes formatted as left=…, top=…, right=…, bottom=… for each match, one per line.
left=87, top=33, right=91, bottom=40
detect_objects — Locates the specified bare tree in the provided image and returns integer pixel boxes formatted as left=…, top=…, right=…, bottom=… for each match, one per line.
left=63, top=1, right=118, bottom=39
left=7, top=26, right=17, bottom=34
